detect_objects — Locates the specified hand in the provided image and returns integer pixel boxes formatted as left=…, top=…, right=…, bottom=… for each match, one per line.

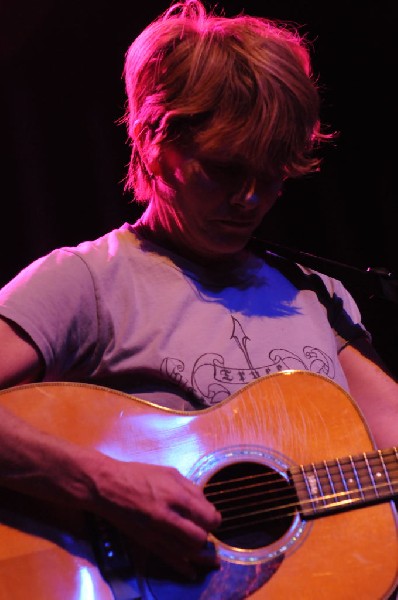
left=90, top=457, right=222, bottom=578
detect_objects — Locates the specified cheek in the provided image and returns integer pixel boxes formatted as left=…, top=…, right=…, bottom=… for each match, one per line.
left=179, top=174, right=227, bottom=214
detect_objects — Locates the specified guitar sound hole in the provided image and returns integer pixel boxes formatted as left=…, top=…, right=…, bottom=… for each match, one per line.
left=204, top=461, right=295, bottom=550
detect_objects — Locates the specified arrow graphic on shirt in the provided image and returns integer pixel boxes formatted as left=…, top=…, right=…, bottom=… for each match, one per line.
left=230, top=316, right=259, bottom=376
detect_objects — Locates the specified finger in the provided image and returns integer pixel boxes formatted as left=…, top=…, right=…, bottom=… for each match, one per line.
left=160, top=468, right=222, bottom=530
left=172, top=481, right=222, bottom=530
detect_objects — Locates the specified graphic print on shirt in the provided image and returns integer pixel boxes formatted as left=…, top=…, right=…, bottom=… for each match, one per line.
left=160, top=315, right=335, bottom=406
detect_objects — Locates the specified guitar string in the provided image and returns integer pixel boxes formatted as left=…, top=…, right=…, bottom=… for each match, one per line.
left=203, top=463, right=398, bottom=531
left=209, top=479, right=398, bottom=532
left=205, top=468, right=398, bottom=502
left=212, top=485, right=398, bottom=531
left=204, top=447, right=398, bottom=493
left=204, top=466, right=398, bottom=502
left=204, top=449, right=398, bottom=493
left=204, top=460, right=398, bottom=501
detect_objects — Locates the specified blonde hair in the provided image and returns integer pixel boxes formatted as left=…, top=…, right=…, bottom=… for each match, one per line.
left=122, top=0, right=331, bottom=201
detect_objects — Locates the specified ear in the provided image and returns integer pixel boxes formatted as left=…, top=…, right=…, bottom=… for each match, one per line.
left=132, top=120, right=161, bottom=177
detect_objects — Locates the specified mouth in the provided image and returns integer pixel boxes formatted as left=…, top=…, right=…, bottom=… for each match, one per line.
left=212, top=218, right=258, bottom=230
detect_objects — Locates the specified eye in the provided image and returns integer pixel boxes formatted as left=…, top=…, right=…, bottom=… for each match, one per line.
left=200, top=160, right=246, bottom=182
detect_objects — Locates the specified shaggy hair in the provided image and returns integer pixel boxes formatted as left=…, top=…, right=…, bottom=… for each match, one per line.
left=122, top=0, right=331, bottom=201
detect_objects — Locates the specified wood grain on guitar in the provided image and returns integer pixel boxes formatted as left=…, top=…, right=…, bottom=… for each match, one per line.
left=0, top=370, right=397, bottom=599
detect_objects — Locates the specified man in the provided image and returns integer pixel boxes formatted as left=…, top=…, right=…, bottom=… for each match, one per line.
left=0, top=0, right=396, bottom=596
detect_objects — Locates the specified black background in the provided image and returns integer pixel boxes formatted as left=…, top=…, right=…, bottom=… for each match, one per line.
left=1, top=0, right=397, bottom=376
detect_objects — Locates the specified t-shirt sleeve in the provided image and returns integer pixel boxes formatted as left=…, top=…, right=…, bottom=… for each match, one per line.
left=0, top=249, right=100, bottom=379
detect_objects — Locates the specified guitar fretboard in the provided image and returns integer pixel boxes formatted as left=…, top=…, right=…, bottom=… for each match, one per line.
left=290, top=447, right=398, bottom=519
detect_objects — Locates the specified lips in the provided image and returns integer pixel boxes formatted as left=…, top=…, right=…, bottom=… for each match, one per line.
left=212, top=217, right=259, bottom=229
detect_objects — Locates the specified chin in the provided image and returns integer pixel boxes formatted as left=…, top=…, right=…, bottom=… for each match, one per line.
left=206, top=243, right=247, bottom=260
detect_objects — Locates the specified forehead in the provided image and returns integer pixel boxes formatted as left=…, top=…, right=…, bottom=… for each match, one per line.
left=191, top=145, right=253, bottom=170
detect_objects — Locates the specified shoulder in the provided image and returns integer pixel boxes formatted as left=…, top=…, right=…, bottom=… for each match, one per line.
left=62, top=223, right=138, bottom=261
left=45, top=223, right=147, bottom=283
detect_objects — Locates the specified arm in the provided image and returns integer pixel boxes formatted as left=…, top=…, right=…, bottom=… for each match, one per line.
left=0, top=316, right=221, bottom=577
left=339, top=342, right=398, bottom=449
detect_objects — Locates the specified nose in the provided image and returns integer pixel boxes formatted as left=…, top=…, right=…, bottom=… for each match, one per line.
left=230, top=177, right=259, bottom=208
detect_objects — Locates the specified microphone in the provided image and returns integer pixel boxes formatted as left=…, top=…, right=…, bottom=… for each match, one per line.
left=251, top=237, right=398, bottom=305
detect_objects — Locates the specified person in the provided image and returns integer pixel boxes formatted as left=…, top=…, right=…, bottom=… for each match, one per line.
left=0, top=0, right=397, bottom=596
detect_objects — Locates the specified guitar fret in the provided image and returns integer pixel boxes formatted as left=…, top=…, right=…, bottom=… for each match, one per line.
left=328, top=459, right=354, bottom=505
left=292, top=447, right=398, bottom=521
left=379, top=451, right=394, bottom=494
left=311, top=463, right=326, bottom=506
left=331, top=456, right=364, bottom=505
left=349, top=455, right=365, bottom=500
left=296, top=462, right=342, bottom=518
left=336, top=458, right=350, bottom=498
left=318, top=458, right=357, bottom=511
left=366, top=450, right=391, bottom=499
left=363, top=453, right=378, bottom=497
left=297, top=465, right=319, bottom=516
left=376, top=448, right=398, bottom=496
left=324, top=460, right=337, bottom=499
left=356, top=449, right=398, bottom=501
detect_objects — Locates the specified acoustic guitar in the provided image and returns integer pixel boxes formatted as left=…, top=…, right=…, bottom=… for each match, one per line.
left=0, top=370, right=397, bottom=599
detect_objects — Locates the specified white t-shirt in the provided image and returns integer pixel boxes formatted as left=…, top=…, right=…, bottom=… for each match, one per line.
left=0, top=223, right=369, bottom=410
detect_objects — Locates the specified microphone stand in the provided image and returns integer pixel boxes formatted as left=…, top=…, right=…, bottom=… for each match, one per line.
left=252, top=238, right=398, bottom=305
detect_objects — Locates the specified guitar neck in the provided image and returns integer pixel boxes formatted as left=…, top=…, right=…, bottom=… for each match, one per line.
left=291, top=446, right=398, bottom=520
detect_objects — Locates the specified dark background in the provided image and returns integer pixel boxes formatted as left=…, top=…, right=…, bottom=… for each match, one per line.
left=1, top=0, right=397, bottom=377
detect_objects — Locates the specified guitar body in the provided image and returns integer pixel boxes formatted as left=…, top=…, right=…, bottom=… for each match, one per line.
left=0, top=370, right=397, bottom=599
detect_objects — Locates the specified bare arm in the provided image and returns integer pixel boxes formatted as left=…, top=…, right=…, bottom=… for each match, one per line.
left=340, top=343, right=398, bottom=449
left=0, top=317, right=221, bottom=576
left=0, top=406, right=220, bottom=575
